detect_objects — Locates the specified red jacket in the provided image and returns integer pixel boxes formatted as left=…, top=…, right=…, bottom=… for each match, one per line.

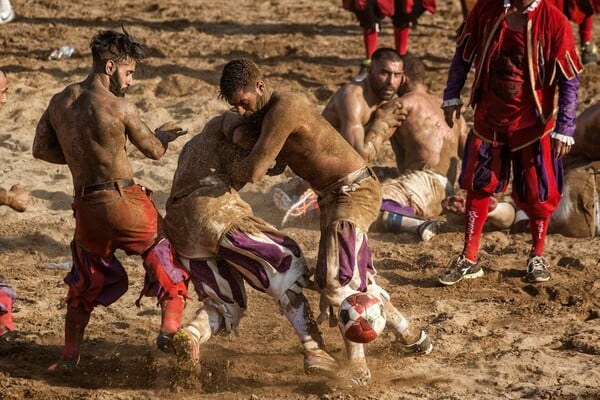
left=547, top=0, right=600, bottom=23
left=456, top=0, right=582, bottom=139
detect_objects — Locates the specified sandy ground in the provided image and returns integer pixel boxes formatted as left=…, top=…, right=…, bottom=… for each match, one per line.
left=1, top=1, right=599, bottom=399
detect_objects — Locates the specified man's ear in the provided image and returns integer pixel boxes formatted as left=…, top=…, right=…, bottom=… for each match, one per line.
left=105, top=60, right=116, bottom=76
left=256, top=80, right=265, bottom=95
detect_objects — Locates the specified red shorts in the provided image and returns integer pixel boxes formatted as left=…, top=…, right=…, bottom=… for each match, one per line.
left=459, top=131, right=563, bottom=219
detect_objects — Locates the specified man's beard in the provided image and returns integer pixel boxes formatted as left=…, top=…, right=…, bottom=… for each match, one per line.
left=109, top=74, right=127, bottom=97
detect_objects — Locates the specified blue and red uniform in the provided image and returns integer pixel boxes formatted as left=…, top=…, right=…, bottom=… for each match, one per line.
left=443, top=0, right=582, bottom=260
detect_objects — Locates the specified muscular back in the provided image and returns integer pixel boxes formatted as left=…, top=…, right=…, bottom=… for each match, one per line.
left=390, top=85, right=467, bottom=181
left=169, top=113, right=250, bottom=202
left=260, top=91, right=366, bottom=190
left=33, top=79, right=166, bottom=189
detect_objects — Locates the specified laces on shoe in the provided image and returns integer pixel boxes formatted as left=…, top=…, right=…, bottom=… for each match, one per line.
left=527, top=255, right=549, bottom=273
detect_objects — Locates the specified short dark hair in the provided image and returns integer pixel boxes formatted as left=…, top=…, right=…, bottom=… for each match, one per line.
left=90, top=27, right=149, bottom=67
left=219, top=58, right=262, bottom=101
left=402, top=53, right=426, bottom=83
left=371, top=47, right=402, bottom=65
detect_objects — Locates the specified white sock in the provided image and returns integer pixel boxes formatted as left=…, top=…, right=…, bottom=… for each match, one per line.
left=0, top=0, right=12, bottom=12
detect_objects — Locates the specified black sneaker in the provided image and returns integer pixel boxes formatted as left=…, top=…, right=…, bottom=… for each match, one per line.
left=439, top=255, right=484, bottom=286
left=525, top=255, right=551, bottom=283
left=581, top=42, right=598, bottom=65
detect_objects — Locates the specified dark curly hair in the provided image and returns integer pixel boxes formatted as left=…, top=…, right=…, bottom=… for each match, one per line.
left=90, top=27, right=150, bottom=67
left=219, top=58, right=262, bottom=102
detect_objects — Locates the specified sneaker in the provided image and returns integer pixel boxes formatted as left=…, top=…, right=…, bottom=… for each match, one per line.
left=156, top=330, right=175, bottom=353
left=439, top=254, right=484, bottom=286
left=272, top=187, right=293, bottom=211
left=47, top=357, right=79, bottom=375
left=404, top=330, right=433, bottom=355
left=581, top=42, right=598, bottom=65
left=303, top=348, right=337, bottom=375
left=352, top=59, right=371, bottom=82
left=0, top=8, right=15, bottom=24
left=417, top=220, right=442, bottom=241
left=525, top=255, right=551, bottom=283
left=173, top=327, right=201, bottom=372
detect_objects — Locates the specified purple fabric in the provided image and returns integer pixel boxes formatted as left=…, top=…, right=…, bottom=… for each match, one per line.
left=216, top=229, right=299, bottom=292
left=316, top=221, right=374, bottom=291
left=443, top=39, right=472, bottom=102
left=554, top=73, right=579, bottom=137
left=380, top=199, right=417, bottom=216
left=144, top=239, right=187, bottom=284
left=0, top=278, right=16, bottom=304
left=65, top=244, right=129, bottom=307
left=189, top=259, right=246, bottom=307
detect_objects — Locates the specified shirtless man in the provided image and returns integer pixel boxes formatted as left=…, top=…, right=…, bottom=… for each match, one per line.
left=445, top=102, right=600, bottom=238
left=218, top=58, right=432, bottom=385
left=164, top=112, right=336, bottom=375
left=0, top=69, right=31, bottom=337
left=32, top=29, right=189, bottom=373
left=323, top=49, right=467, bottom=241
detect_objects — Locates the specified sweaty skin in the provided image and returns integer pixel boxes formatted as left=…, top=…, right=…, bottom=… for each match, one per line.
left=322, top=56, right=407, bottom=162
left=229, top=89, right=367, bottom=191
left=390, top=82, right=467, bottom=178
left=32, top=59, right=186, bottom=189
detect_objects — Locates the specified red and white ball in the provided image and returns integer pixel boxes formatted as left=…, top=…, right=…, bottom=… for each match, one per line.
left=338, top=292, right=386, bottom=343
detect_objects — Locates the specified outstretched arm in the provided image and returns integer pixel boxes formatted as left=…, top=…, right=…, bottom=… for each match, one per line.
left=124, top=103, right=187, bottom=160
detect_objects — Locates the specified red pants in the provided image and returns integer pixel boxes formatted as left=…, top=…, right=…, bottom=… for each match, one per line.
left=459, top=132, right=563, bottom=219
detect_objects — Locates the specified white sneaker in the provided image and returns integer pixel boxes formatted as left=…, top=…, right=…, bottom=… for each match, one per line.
left=0, top=8, right=15, bottom=24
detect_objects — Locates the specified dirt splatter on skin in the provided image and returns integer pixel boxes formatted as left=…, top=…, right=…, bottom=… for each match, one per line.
left=1, top=1, right=599, bottom=398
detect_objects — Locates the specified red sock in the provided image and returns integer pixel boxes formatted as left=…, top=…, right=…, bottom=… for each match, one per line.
left=62, top=305, right=91, bottom=361
left=529, top=217, right=549, bottom=256
left=462, top=192, right=491, bottom=262
left=579, top=16, right=593, bottom=43
left=160, top=295, right=185, bottom=334
left=393, top=26, right=410, bottom=55
left=363, top=28, right=378, bottom=59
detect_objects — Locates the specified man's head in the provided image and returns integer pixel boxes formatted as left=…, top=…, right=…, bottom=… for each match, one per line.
left=90, top=28, right=150, bottom=97
left=397, top=53, right=426, bottom=95
left=219, top=58, right=268, bottom=116
left=0, top=70, right=8, bottom=108
left=368, top=48, right=405, bottom=101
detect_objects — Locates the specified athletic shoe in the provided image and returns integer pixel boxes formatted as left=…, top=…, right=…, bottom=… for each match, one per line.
left=272, top=187, right=293, bottom=211
left=581, top=42, right=598, bottom=65
left=47, top=357, right=79, bottom=375
left=303, top=348, right=337, bottom=375
left=352, top=59, right=371, bottom=82
left=156, top=330, right=175, bottom=353
left=525, top=255, right=551, bottom=283
left=439, top=254, right=484, bottom=286
left=404, top=330, right=433, bottom=355
left=417, top=220, right=442, bottom=241
left=173, top=327, right=201, bottom=372
left=0, top=8, right=15, bottom=24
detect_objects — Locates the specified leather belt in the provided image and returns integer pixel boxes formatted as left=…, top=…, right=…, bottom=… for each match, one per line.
left=75, top=178, right=135, bottom=196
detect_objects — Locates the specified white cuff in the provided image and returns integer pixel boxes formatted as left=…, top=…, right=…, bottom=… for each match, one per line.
left=550, top=132, right=575, bottom=146
left=441, top=98, right=463, bottom=109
